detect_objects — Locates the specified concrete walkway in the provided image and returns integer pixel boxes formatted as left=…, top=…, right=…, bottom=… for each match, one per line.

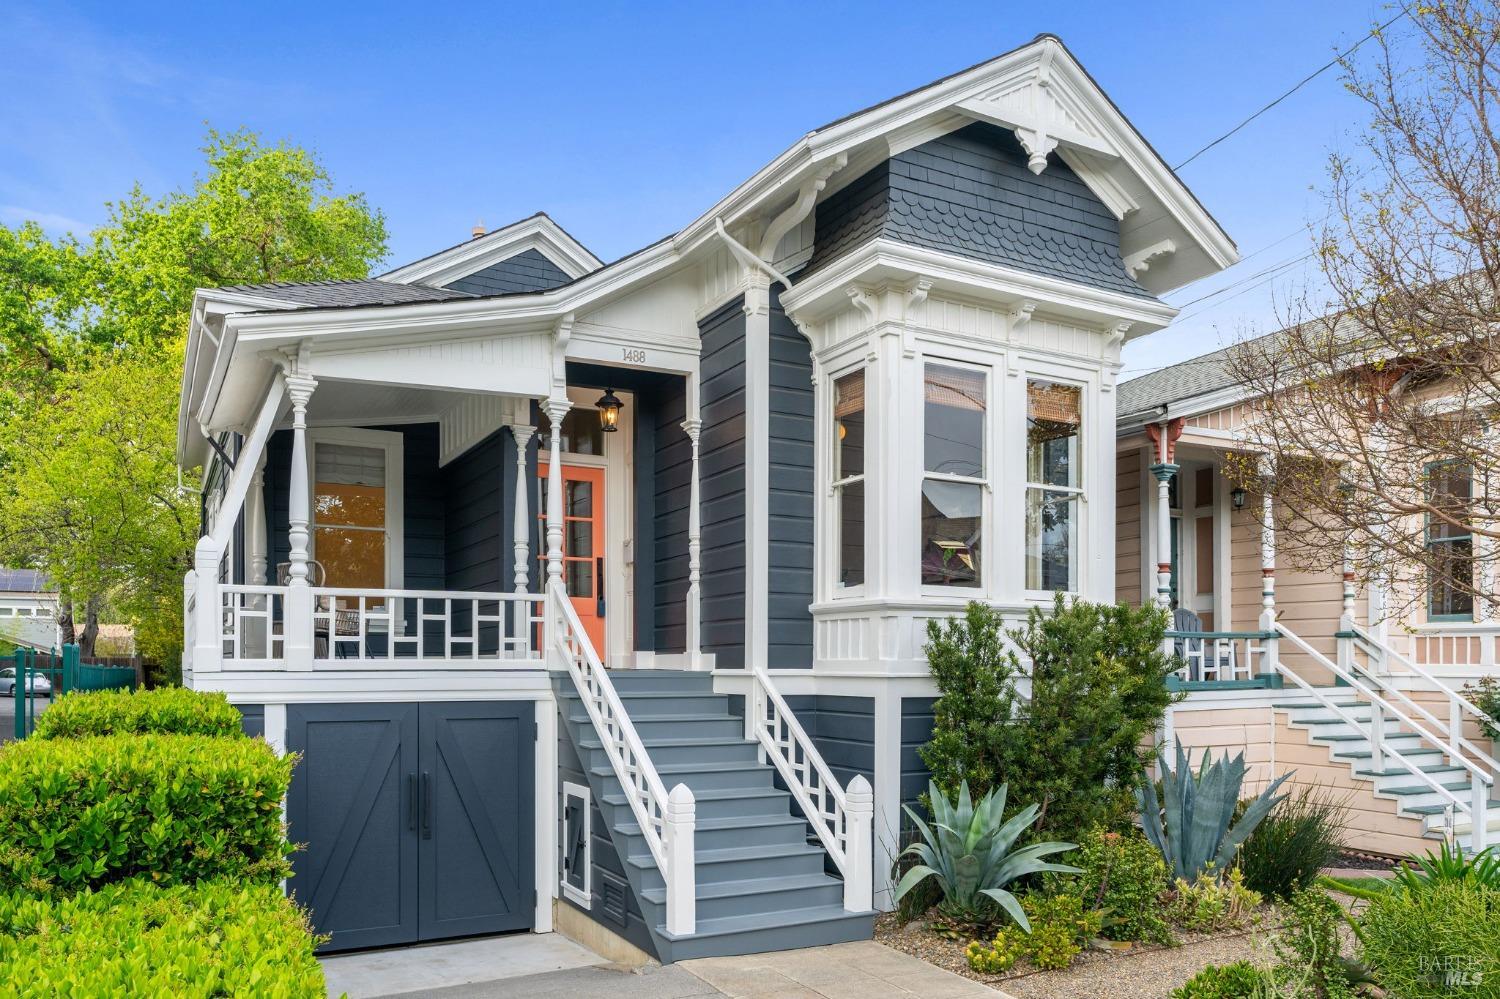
left=321, top=937, right=1006, bottom=999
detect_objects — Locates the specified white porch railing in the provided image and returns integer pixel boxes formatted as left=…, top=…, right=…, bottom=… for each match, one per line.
left=1408, top=624, right=1500, bottom=668
left=745, top=669, right=874, bottom=911
left=214, top=584, right=546, bottom=667
left=548, top=579, right=696, bottom=936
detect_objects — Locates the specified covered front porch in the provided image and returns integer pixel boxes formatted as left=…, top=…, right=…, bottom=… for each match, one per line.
left=185, top=338, right=706, bottom=680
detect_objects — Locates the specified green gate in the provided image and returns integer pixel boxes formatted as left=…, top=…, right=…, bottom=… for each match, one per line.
left=10, top=645, right=137, bottom=740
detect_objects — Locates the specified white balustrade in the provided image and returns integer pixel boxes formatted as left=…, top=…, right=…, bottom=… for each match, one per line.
left=745, top=668, right=874, bottom=912
left=1411, top=624, right=1500, bottom=668
left=219, top=585, right=286, bottom=663
left=549, top=578, right=695, bottom=934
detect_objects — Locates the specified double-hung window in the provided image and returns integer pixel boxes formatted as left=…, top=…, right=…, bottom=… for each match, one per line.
left=1426, top=461, right=1474, bottom=621
left=920, top=363, right=987, bottom=588
left=1025, top=379, right=1083, bottom=592
left=832, top=370, right=866, bottom=589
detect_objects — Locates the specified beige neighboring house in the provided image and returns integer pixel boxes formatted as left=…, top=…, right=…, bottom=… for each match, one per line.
left=1117, top=340, right=1498, bottom=857
left=0, top=568, right=62, bottom=652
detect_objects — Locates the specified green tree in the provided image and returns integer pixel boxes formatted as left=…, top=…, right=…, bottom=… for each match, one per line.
left=0, top=128, right=388, bottom=664
left=920, top=596, right=1180, bottom=836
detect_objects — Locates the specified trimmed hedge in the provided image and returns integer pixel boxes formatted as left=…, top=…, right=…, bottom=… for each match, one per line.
left=0, top=734, right=293, bottom=893
left=0, top=879, right=325, bottom=997
left=31, top=687, right=244, bottom=740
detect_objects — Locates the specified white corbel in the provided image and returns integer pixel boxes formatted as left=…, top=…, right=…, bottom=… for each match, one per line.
left=1014, top=127, right=1058, bottom=175
left=758, top=153, right=848, bottom=261
left=1123, top=239, right=1177, bottom=280
left=1006, top=299, right=1038, bottom=340
left=551, top=313, right=574, bottom=397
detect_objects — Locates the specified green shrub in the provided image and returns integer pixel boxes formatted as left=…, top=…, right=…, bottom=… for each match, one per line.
left=32, top=686, right=244, bottom=740
left=1461, top=675, right=1500, bottom=740
left=1021, top=891, right=1103, bottom=949
left=920, top=597, right=1179, bottom=837
left=1054, top=826, right=1172, bottom=944
left=0, top=878, right=324, bottom=997
left=0, top=734, right=292, bottom=893
left=965, top=928, right=1024, bottom=974
left=1171, top=961, right=1272, bottom=999
left=1163, top=867, right=1261, bottom=932
left=1274, top=889, right=1359, bottom=999
left=1361, top=880, right=1500, bottom=998
left=1238, top=784, right=1347, bottom=900
left=1025, top=918, right=1081, bottom=970
left=1393, top=840, right=1500, bottom=893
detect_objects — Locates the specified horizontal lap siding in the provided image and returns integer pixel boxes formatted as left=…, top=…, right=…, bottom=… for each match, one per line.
left=652, top=381, right=690, bottom=654
left=442, top=431, right=506, bottom=593
left=442, top=248, right=571, bottom=296
left=768, top=288, right=814, bottom=668
left=699, top=299, right=747, bottom=669
left=783, top=695, right=874, bottom=790
left=1115, top=448, right=1142, bottom=606
left=900, top=697, right=937, bottom=819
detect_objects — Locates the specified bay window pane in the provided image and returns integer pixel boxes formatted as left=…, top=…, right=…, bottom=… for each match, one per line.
left=1429, top=538, right=1474, bottom=618
left=1026, top=489, right=1077, bottom=591
left=924, top=364, right=986, bottom=476
left=838, top=479, right=865, bottom=587
left=1027, top=380, right=1081, bottom=486
left=834, top=371, right=865, bottom=480
left=921, top=480, right=981, bottom=587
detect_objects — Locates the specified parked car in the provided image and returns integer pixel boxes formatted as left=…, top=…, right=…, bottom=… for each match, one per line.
left=0, top=667, right=51, bottom=697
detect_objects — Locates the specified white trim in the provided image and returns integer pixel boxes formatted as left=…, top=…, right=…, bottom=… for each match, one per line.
left=560, top=780, right=592, bottom=908
left=380, top=214, right=603, bottom=286
left=744, top=281, right=772, bottom=669
left=307, top=428, right=406, bottom=590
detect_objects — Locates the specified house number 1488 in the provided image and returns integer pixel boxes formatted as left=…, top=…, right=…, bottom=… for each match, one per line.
left=622, top=348, right=647, bottom=364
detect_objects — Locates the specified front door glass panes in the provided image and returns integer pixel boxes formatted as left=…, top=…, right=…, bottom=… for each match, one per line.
left=313, top=444, right=387, bottom=591
left=921, top=364, right=986, bottom=588
left=1025, top=380, right=1082, bottom=592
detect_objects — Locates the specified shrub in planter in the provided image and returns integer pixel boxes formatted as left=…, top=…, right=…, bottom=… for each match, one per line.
left=1020, top=892, right=1102, bottom=969
left=0, top=734, right=293, bottom=893
left=1237, top=783, right=1347, bottom=900
left=1171, top=961, right=1272, bottom=999
left=0, top=878, right=325, bottom=997
left=32, top=686, right=244, bottom=739
left=1052, top=826, right=1172, bottom=944
left=1273, top=888, right=1360, bottom=999
left=1360, top=880, right=1500, bottom=999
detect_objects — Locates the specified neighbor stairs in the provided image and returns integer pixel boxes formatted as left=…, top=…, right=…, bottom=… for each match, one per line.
left=1274, top=694, right=1500, bottom=853
left=554, top=669, right=875, bottom=962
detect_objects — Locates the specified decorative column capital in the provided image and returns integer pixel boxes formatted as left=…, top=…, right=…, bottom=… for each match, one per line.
left=543, top=396, right=572, bottom=427
left=510, top=422, right=536, bottom=449
left=284, top=373, right=318, bottom=412
left=1149, top=462, right=1180, bottom=484
left=680, top=417, right=702, bottom=446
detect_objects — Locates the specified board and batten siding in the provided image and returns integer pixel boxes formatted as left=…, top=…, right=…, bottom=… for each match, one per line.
left=767, top=286, right=815, bottom=668
left=698, top=298, right=747, bottom=669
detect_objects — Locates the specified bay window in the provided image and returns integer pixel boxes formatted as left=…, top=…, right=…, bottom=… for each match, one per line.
left=832, top=369, right=865, bottom=589
left=921, top=363, right=986, bottom=588
left=1025, top=379, right=1082, bottom=592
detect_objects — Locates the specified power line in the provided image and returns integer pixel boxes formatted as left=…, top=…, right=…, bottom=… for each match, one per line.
left=1173, top=8, right=1410, bottom=170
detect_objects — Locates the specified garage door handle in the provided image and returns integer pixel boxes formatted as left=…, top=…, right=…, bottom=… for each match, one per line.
left=407, top=773, right=418, bottom=831
left=421, top=772, right=432, bottom=839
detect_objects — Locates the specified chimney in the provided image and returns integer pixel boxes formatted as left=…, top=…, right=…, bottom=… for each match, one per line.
left=471, top=220, right=486, bottom=239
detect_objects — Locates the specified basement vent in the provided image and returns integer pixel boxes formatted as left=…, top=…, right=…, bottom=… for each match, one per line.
left=598, top=871, right=629, bottom=929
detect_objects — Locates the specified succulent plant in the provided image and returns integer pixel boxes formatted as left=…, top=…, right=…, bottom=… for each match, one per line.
left=894, top=779, right=1080, bottom=931
left=1138, top=741, right=1291, bottom=885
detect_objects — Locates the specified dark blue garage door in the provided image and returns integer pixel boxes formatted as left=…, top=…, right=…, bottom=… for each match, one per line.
left=286, top=701, right=535, bottom=952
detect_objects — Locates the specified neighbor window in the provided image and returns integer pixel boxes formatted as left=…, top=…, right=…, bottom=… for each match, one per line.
left=921, top=363, right=986, bottom=588
left=832, top=370, right=866, bottom=588
left=1025, top=379, right=1083, bottom=592
left=313, top=443, right=388, bottom=590
left=1426, top=462, right=1474, bottom=620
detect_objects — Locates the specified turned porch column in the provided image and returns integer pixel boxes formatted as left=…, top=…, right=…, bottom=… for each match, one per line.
left=1258, top=467, right=1280, bottom=674
left=682, top=416, right=703, bottom=667
left=1150, top=462, right=1179, bottom=610
left=247, top=451, right=269, bottom=587
left=510, top=422, right=535, bottom=656
left=284, top=373, right=318, bottom=670
left=543, top=398, right=571, bottom=588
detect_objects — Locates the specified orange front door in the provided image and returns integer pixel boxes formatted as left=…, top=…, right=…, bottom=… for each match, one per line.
left=539, top=463, right=606, bottom=654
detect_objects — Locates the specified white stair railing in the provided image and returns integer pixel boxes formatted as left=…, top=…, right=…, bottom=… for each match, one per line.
left=549, top=579, right=695, bottom=935
left=1276, top=623, right=1493, bottom=851
left=745, top=669, right=874, bottom=911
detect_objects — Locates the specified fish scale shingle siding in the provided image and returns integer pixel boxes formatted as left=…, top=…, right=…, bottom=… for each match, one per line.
left=809, top=121, right=1148, bottom=299
left=443, top=248, right=572, bottom=296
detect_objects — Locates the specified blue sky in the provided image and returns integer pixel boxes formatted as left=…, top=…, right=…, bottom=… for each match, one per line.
left=1, top=1, right=1398, bottom=378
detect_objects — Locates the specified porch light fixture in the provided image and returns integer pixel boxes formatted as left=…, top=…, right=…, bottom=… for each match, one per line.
left=1230, top=485, right=1247, bottom=511
left=595, top=388, right=623, bottom=433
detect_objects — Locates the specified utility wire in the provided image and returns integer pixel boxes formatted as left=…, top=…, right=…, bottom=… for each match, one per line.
left=1173, top=7, right=1410, bottom=170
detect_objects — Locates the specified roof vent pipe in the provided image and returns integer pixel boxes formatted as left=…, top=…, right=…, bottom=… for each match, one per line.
left=472, top=220, right=486, bottom=239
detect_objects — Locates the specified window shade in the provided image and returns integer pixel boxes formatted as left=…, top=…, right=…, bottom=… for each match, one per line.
left=1028, top=381, right=1081, bottom=425
left=315, top=444, right=386, bottom=487
left=924, top=366, right=986, bottom=412
left=834, top=371, right=865, bottom=419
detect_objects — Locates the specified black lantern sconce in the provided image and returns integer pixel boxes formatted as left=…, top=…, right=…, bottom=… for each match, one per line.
left=596, top=388, right=623, bottom=433
left=1230, top=485, right=1248, bottom=511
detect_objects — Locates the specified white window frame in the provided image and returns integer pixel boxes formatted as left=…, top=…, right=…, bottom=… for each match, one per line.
left=829, top=364, right=868, bottom=598
left=919, top=357, right=993, bottom=597
left=560, top=780, right=592, bottom=907
left=1022, top=373, right=1087, bottom=600
left=307, top=428, right=406, bottom=590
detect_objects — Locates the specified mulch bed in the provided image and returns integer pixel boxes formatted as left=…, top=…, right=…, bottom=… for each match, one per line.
left=875, top=908, right=1286, bottom=999
left=1331, top=850, right=1398, bottom=871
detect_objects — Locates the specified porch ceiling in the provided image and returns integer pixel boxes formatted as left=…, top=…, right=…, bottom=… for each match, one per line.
left=301, top=380, right=495, bottom=428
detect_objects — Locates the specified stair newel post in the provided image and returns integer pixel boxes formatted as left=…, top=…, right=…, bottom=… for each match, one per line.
left=664, top=782, right=696, bottom=936
left=192, top=536, right=223, bottom=673
left=1258, top=467, right=1280, bottom=675
left=510, top=422, right=535, bottom=659
left=843, top=775, right=874, bottom=912
left=1472, top=773, right=1489, bottom=853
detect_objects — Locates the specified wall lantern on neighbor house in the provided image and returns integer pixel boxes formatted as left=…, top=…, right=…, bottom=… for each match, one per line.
left=595, top=388, right=623, bottom=432
left=1230, top=485, right=1248, bottom=511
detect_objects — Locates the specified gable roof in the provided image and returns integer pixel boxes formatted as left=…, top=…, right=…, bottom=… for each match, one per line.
left=379, top=212, right=603, bottom=288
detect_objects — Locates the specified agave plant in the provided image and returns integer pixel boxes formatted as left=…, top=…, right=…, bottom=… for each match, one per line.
left=894, top=779, right=1080, bottom=931
left=1138, top=741, right=1291, bottom=885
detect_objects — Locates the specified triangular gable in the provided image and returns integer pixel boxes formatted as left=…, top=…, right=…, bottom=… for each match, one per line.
left=379, top=212, right=602, bottom=290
